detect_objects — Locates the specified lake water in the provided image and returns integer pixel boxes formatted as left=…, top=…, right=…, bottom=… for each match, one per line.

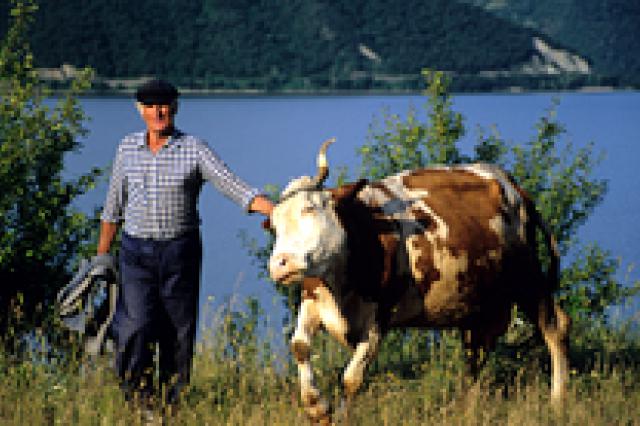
left=66, top=92, right=640, bottom=328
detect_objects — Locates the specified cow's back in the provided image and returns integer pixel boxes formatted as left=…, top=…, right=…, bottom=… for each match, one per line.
left=356, top=164, right=533, bottom=326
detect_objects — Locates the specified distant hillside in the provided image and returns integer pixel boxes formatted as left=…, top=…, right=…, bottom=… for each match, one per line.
left=461, top=0, right=640, bottom=87
left=0, top=0, right=619, bottom=92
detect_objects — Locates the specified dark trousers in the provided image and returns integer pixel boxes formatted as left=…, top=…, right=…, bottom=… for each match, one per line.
left=112, top=231, right=202, bottom=405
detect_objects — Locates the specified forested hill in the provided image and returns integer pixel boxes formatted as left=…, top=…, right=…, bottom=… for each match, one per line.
left=0, top=0, right=627, bottom=92
left=461, top=0, right=640, bottom=88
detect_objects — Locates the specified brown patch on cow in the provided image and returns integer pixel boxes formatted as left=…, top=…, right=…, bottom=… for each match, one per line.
left=402, top=169, right=509, bottom=322
left=403, top=169, right=503, bottom=257
left=302, top=277, right=324, bottom=300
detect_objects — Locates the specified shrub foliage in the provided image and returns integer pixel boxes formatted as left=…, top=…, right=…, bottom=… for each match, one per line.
left=0, top=0, right=99, bottom=344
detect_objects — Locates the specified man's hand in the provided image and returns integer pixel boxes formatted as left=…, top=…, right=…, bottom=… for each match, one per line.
left=249, top=195, right=274, bottom=217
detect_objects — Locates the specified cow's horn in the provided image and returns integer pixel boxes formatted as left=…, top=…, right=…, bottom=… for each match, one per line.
left=311, top=137, right=335, bottom=188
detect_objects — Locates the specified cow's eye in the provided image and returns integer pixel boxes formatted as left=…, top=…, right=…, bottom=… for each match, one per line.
left=301, top=205, right=315, bottom=215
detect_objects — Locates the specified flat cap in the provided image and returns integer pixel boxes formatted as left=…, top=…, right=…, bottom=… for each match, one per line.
left=135, top=79, right=179, bottom=105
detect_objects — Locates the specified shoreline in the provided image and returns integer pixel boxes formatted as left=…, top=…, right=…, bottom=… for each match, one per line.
left=31, top=66, right=634, bottom=97
left=49, top=85, right=635, bottom=99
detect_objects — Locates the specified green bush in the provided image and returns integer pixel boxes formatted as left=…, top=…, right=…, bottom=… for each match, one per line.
left=0, top=0, right=100, bottom=346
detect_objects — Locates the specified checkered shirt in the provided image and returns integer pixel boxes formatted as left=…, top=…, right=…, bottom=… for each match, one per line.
left=101, top=129, right=260, bottom=240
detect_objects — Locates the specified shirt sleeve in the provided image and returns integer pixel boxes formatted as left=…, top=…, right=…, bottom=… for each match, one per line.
left=100, top=145, right=126, bottom=223
left=196, top=138, right=261, bottom=211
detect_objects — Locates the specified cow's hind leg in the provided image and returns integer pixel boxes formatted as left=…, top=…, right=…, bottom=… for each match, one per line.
left=463, top=308, right=511, bottom=380
left=463, top=330, right=488, bottom=381
left=539, top=297, right=571, bottom=403
left=524, top=295, right=571, bottom=404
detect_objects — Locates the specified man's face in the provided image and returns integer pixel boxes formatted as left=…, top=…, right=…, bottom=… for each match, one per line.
left=139, top=103, right=175, bottom=133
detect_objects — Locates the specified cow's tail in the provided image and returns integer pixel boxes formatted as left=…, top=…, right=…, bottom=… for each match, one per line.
left=523, top=193, right=560, bottom=293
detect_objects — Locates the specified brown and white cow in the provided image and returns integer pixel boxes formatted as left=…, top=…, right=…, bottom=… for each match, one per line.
left=268, top=139, right=570, bottom=424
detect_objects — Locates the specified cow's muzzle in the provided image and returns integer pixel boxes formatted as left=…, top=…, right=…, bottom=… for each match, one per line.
left=269, top=253, right=305, bottom=285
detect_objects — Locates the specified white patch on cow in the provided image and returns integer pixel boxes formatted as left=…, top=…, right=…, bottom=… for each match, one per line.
left=378, top=172, right=449, bottom=240
left=424, top=245, right=470, bottom=315
left=489, top=214, right=506, bottom=245
left=405, top=215, right=450, bottom=285
left=357, top=184, right=391, bottom=209
left=410, top=198, right=448, bottom=240
left=360, top=178, right=410, bottom=214
left=465, top=163, right=528, bottom=247
left=403, top=185, right=449, bottom=283
left=464, top=163, right=521, bottom=207
left=280, top=175, right=315, bottom=200
left=406, top=235, right=426, bottom=281
left=392, top=172, right=449, bottom=240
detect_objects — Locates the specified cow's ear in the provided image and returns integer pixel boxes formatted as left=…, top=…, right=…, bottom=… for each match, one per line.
left=331, top=179, right=368, bottom=205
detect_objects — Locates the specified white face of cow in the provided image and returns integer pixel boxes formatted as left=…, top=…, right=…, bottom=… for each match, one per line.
left=268, top=187, right=347, bottom=285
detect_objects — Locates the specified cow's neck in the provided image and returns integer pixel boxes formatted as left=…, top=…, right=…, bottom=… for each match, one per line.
left=333, top=187, right=417, bottom=332
left=317, top=256, right=349, bottom=302
left=314, top=259, right=382, bottom=347
left=335, top=196, right=387, bottom=298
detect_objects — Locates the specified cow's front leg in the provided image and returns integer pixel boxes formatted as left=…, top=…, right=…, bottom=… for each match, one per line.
left=290, top=295, right=330, bottom=424
left=339, top=321, right=381, bottom=421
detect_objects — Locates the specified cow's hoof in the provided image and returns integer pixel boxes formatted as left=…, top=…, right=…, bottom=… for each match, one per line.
left=291, top=339, right=311, bottom=363
left=309, top=411, right=332, bottom=426
left=307, top=408, right=332, bottom=425
left=303, top=395, right=331, bottom=425
left=316, top=415, right=333, bottom=426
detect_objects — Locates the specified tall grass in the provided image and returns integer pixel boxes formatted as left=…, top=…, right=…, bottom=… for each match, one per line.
left=1, top=298, right=638, bottom=425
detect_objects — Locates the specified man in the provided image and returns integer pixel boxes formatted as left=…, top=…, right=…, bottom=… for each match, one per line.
left=97, top=79, right=273, bottom=407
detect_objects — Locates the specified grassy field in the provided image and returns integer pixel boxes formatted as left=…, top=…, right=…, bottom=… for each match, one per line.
left=1, top=304, right=639, bottom=425
left=2, top=358, right=638, bottom=425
